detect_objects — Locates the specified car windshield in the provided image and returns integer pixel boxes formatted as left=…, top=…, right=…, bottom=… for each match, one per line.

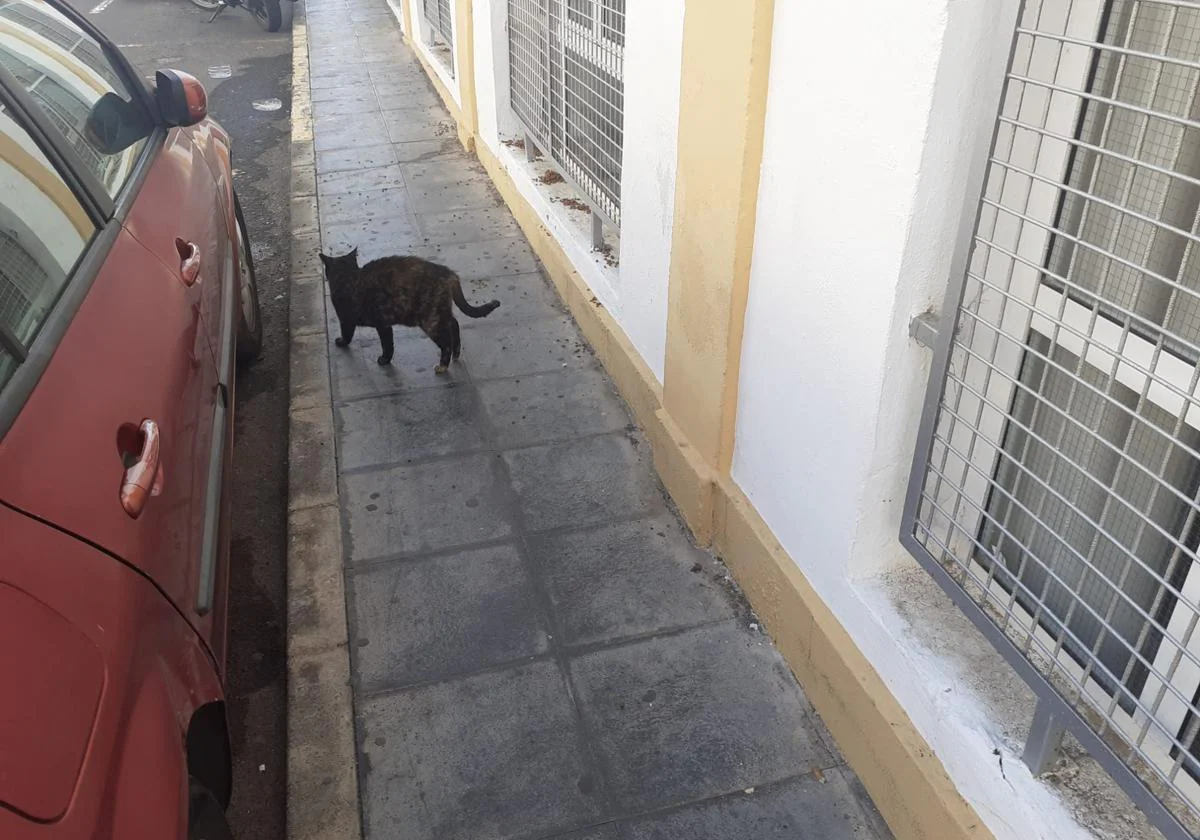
left=0, top=0, right=153, bottom=200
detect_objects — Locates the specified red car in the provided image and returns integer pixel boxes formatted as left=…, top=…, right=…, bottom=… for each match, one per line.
left=0, top=1, right=262, bottom=837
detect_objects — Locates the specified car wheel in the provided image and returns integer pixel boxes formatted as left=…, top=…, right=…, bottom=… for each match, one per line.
left=234, top=194, right=263, bottom=366
left=188, top=781, right=234, bottom=840
left=253, top=0, right=283, bottom=32
left=279, top=0, right=294, bottom=30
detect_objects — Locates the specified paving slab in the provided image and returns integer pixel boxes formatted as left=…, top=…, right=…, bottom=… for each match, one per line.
left=311, top=94, right=382, bottom=118
left=477, top=368, right=628, bottom=449
left=310, top=84, right=376, bottom=106
left=457, top=316, right=594, bottom=380
left=527, top=514, right=736, bottom=648
left=569, top=622, right=835, bottom=813
left=408, top=179, right=505, bottom=215
left=401, top=157, right=490, bottom=187
left=358, top=661, right=604, bottom=840
left=413, top=204, right=523, bottom=245
left=335, top=385, right=484, bottom=469
left=318, top=142, right=400, bottom=173
left=453, top=271, right=565, bottom=324
left=319, top=185, right=415, bottom=226
left=391, top=137, right=462, bottom=162
left=318, top=164, right=407, bottom=196
left=618, top=770, right=887, bottom=839
left=383, top=108, right=456, bottom=143
left=320, top=218, right=425, bottom=259
left=504, top=433, right=664, bottom=533
left=342, top=453, right=514, bottom=560
left=350, top=543, right=548, bottom=691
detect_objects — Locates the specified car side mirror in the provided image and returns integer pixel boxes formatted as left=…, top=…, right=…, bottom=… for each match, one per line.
left=85, top=92, right=155, bottom=154
left=154, top=69, right=208, bottom=128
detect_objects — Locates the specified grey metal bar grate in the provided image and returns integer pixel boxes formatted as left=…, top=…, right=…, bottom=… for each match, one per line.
left=507, top=0, right=624, bottom=227
left=904, top=1, right=1200, bottom=836
left=423, top=0, right=453, bottom=50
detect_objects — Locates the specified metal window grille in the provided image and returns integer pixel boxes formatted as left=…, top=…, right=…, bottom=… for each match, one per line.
left=508, top=0, right=625, bottom=232
left=903, top=1, right=1200, bottom=836
left=0, top=229, right=46, bottom=343
left=422, top=0, right=453, bottom=50
left=0, top=1, right=76, bottom=51
left=0, top=6, right=126, bottom=191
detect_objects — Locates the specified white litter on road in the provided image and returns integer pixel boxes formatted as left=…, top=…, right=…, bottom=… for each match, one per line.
left=253, top=98, right=283, bottom=112
left=208, top=65, right=232, bottom=80
left=89, top=0, right=116, bottom=14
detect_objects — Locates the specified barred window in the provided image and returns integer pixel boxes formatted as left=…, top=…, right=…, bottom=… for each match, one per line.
left=422, top=0, right=453, bottom=52
left=508, top=0, right=624, bottom=227
left=906, top=2, right=1200, bottom=835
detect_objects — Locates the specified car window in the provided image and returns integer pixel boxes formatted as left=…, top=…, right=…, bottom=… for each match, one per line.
left=0, top=98, right=95, bottom=390
left=0, top=0, right=154, bottom=201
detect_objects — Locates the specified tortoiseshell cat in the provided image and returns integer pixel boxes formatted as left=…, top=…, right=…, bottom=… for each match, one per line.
left=319, top=248, right=500, bottom=373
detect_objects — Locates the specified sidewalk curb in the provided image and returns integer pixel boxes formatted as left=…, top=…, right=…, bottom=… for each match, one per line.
left=285, top=6, right=365, bottom=840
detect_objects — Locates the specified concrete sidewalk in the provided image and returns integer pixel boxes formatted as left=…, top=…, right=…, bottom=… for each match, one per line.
left=292, top=1, right=893, bottom=837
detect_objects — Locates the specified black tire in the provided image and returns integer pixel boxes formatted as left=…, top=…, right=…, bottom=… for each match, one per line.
left=234, top=194, right=263, bottom=366
left=188, top=781, right=234, bottom=840
left=279, top=0, right=294, bottom=29
left=252, top=0, right=282, bottom=31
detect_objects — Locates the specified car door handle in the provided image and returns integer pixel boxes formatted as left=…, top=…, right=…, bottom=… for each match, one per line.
left=176, top=238, right=201, bottom=286
left=121, top=419, right=164, bottom=518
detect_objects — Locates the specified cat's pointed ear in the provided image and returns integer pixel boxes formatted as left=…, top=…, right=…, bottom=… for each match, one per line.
left=318, top=251, right=330, bottom=267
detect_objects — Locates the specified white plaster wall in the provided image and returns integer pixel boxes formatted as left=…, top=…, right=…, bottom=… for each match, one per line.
left=731, top=1, right=1154, bottom=837
left=471, top=0, right=518, bottom=147
left=610, top=0, right=684, bottom=382
left=468, top=0, right=682, bottom=383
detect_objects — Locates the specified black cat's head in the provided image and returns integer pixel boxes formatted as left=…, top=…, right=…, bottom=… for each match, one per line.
left=319, top=247, right=359, bottom=285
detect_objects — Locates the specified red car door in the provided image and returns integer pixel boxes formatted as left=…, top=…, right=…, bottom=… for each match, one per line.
left=0, top=2, right=227, bottom=659
left=120, top=129, right=234, bottom=661
left=0, top=223, right=220, bottom=645
left=122, top=125, right=231, bottom=386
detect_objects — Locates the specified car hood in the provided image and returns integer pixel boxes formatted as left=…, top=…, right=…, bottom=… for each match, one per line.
left=0, top=582, right=104, bottom=822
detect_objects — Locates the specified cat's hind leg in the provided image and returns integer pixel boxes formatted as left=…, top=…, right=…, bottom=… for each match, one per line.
left=376, top=326, right=395, bottom=365
left=335, top=320, right=356, bottom=348
left=428, top=322, right=454, bottom=375
left=451, top=318, right=461, bottom=360
left=421, top=317, right=456, bottom=374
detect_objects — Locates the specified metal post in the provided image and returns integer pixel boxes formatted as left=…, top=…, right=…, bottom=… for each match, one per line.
left=1023, top=697, right=1066, bottom=776
left=591, top=211, right=604, bottom=251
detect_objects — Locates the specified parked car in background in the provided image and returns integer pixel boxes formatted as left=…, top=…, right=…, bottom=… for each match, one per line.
left=0, top=1, right=261, bottom=837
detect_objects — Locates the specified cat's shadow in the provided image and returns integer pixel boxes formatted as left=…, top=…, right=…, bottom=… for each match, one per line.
left=330, top=330, right=469, bottom=400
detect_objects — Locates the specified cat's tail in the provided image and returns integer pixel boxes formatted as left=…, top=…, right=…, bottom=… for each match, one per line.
left=451, top=275, right=501, bottom=318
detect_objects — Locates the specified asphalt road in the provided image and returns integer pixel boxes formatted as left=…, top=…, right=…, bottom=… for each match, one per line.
left=60, top=0, right=296, bottom=836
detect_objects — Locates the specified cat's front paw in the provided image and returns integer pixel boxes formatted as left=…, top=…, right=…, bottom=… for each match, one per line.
left=434, top=364, right=449, bottom=375
left=335, top=337, right=350, bottom=348
left=377, top=355, right=392, bottom=366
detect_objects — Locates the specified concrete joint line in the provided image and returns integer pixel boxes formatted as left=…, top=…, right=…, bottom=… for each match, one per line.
left=285, top=9, right=364, bottom=840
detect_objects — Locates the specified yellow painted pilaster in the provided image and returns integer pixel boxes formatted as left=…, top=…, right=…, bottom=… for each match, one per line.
left=658, top=0, right=775, bottom=540
left=400, top=0, right=413, bottom=44
left=453, top=0, right=479, bottom=150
